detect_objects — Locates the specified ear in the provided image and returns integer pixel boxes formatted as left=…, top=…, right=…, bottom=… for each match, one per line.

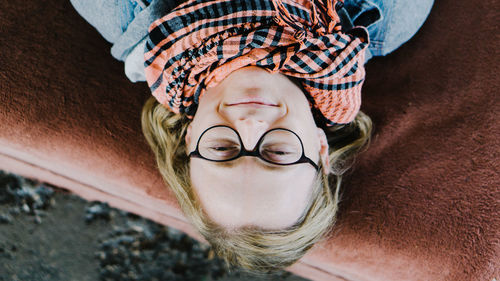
left=317, top=128, right=330, bottom=175
left=185, top=124, right=193, bottom=155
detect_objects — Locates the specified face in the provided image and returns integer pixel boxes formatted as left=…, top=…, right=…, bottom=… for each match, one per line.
left=185, top=66, right=330, bottom=230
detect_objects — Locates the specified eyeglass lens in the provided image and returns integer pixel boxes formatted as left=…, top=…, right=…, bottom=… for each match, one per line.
left=198, top=126, right=302, bottom=164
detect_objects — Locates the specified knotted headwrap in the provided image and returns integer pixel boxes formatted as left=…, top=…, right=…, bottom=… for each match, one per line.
left=144, top=0, right=369, bottom=125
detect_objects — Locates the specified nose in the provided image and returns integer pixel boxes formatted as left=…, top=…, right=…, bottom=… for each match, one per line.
left=233, top=118, right=269, bottom=150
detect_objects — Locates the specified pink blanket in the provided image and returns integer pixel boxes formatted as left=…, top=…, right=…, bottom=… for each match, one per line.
left=0, top=0, right=498, bottom=280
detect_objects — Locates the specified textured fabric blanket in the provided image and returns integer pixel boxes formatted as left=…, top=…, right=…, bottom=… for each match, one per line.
left=0, top=0, right=498, bottom=280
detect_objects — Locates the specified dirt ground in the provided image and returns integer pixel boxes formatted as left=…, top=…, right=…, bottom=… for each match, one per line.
left=0, top=170, right=310, bottom=281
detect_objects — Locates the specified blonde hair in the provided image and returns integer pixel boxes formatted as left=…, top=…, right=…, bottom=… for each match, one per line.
left=141, top=96, right=372, bottom=272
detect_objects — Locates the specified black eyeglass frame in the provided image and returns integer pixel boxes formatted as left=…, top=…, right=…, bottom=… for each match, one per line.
left=188, top=125, right=319, bottom=171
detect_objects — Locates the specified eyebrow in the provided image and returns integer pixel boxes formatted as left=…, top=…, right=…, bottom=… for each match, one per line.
left=212, top=159, right=288, bottom=171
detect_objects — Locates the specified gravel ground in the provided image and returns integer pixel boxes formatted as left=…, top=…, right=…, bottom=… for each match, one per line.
left=0, top=170, right=310, bottom=281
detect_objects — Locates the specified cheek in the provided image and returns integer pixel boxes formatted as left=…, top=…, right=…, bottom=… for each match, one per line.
left=188, top=103, right=224, bottom=150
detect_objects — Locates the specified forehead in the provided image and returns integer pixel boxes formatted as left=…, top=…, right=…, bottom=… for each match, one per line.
left=189, top=158, right=316, bottom=229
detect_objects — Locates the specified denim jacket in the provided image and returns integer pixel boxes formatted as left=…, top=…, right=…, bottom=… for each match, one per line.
left=70, top=0, right=433, bottom=82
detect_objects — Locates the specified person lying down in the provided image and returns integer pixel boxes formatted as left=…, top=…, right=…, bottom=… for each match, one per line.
left=70, top=0, right=434, bottom=272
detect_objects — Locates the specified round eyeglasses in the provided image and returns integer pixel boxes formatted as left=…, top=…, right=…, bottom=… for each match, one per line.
left=188, top=125, right=319, bottom=170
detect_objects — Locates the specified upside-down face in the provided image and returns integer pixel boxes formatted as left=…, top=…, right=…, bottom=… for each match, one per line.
left=185, top=66, right=330, bottom=230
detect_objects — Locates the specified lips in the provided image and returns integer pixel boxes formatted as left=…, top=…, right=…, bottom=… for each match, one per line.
left=226, top=96, right=278, bottom=107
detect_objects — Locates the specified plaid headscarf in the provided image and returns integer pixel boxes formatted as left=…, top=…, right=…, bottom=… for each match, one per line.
left=144, top=0, right=368, bottom=125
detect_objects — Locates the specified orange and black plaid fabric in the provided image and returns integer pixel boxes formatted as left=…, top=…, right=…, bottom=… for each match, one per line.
left=144, top=0, right=368, bottom=125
